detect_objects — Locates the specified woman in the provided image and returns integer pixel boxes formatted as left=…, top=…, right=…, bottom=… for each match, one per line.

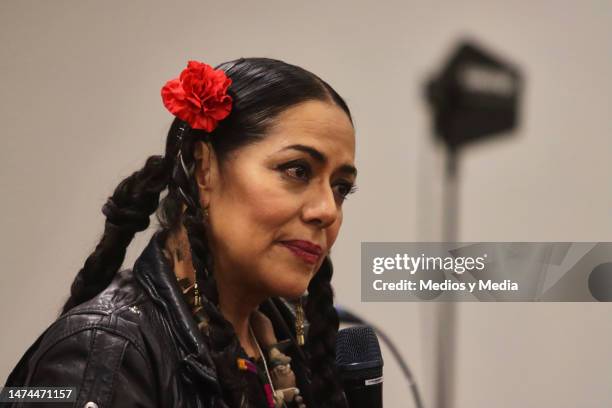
left=5, top=58, right=357, bottom=408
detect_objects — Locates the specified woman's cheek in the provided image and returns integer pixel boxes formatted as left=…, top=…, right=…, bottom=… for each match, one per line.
left=244, top=178, right=293, bottom=219
left=326, top=215, right=343, bottom=250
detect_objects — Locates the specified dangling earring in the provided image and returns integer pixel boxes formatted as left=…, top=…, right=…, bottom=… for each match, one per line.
left=200, top=206, right=210, bottom=279
left=295, top=290, right=307, bottom=346
left=193, top=281, right=202, bottom=308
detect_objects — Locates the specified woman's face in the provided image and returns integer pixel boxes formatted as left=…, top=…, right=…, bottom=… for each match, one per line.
left=195, top=99, right=356, bottom=301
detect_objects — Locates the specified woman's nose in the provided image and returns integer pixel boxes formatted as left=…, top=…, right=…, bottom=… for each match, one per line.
left=301, top=183, right=338, bottom=228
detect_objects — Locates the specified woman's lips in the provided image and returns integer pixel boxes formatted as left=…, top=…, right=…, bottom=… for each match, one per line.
left=280, top=240, right=322, bottom=265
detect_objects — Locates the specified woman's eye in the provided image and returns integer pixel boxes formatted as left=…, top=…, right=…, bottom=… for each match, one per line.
left=334, top=183, right=358, bottom=201
left=281, top=162, right=311, bottom=181
left=278, top=161, right=357, bottom=201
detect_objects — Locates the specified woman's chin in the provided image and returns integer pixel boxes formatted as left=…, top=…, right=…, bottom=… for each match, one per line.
left=269, top=279, right=309, bottom=300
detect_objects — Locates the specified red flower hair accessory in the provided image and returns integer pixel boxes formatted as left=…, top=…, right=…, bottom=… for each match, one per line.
left=161, top=60, right=233, bottom=132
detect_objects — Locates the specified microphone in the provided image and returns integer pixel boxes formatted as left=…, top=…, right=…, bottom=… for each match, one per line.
left=335, top=306, right=424, bottom=408
left=336, top=326, right=384, bottom=408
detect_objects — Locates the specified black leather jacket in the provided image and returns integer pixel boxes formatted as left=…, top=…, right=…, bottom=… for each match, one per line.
left=5, top=232, right=314, bottom=407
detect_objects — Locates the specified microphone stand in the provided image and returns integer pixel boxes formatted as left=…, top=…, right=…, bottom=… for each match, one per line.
left=435, top=147, right=459, bottom=408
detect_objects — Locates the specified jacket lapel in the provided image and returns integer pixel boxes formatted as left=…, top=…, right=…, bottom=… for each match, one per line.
left=133, top=231, right=220, bottom=392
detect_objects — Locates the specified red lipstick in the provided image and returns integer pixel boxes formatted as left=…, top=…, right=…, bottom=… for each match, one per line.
left=280, top=240, right=323, bottom=264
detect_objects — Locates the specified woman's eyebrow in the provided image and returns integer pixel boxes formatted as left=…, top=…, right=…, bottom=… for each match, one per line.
left=279, top=144, right=357, bottom=177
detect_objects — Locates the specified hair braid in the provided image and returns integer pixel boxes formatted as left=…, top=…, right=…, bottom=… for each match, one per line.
left=305, top=257, right=349, bottom=408
left=61, top=154, right=173, bottom=314
left=183, top=208, right=252, bottom=407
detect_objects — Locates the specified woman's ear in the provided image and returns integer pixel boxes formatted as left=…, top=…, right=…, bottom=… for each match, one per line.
left=193, top=141, right=218, bottom=207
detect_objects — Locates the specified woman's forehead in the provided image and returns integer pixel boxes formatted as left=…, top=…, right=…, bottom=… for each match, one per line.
left=264, top=100, right=355, bottom=157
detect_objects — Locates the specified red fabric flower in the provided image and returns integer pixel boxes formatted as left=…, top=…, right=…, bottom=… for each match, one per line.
left=161, top=60, right=233, bottom=131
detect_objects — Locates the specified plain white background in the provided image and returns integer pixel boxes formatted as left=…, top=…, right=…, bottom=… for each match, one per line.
left=1, top=1, right=611, bottom=407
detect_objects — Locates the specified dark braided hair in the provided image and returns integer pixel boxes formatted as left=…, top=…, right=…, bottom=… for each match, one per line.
left=305, top=257, right=346, bottom=407
left=61, top=132, right=180, bottom=313
left=62, top=57, right=352, bottom=408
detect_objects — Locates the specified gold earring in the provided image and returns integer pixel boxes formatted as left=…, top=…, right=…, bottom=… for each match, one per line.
left=203, top=206, right=209, bottom=218
left=193, top=281, right=201, bottom=308
left=295, top=291, right=307, bottom=346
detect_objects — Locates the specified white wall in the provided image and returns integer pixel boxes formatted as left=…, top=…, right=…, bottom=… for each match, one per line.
left=1, top=1, right=610, bottom=407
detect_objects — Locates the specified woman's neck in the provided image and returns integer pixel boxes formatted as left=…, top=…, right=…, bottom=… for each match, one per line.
left=216, top=274, right=265, bottom=358
left=163, top=227, right=263, bottom=359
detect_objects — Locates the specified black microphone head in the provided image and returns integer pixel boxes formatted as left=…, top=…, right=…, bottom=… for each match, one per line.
left=336, top=326, right=383, bottom=379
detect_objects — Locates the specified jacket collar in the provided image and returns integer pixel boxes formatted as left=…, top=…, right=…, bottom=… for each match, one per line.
left=132, top=231, right=220, bottom=390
